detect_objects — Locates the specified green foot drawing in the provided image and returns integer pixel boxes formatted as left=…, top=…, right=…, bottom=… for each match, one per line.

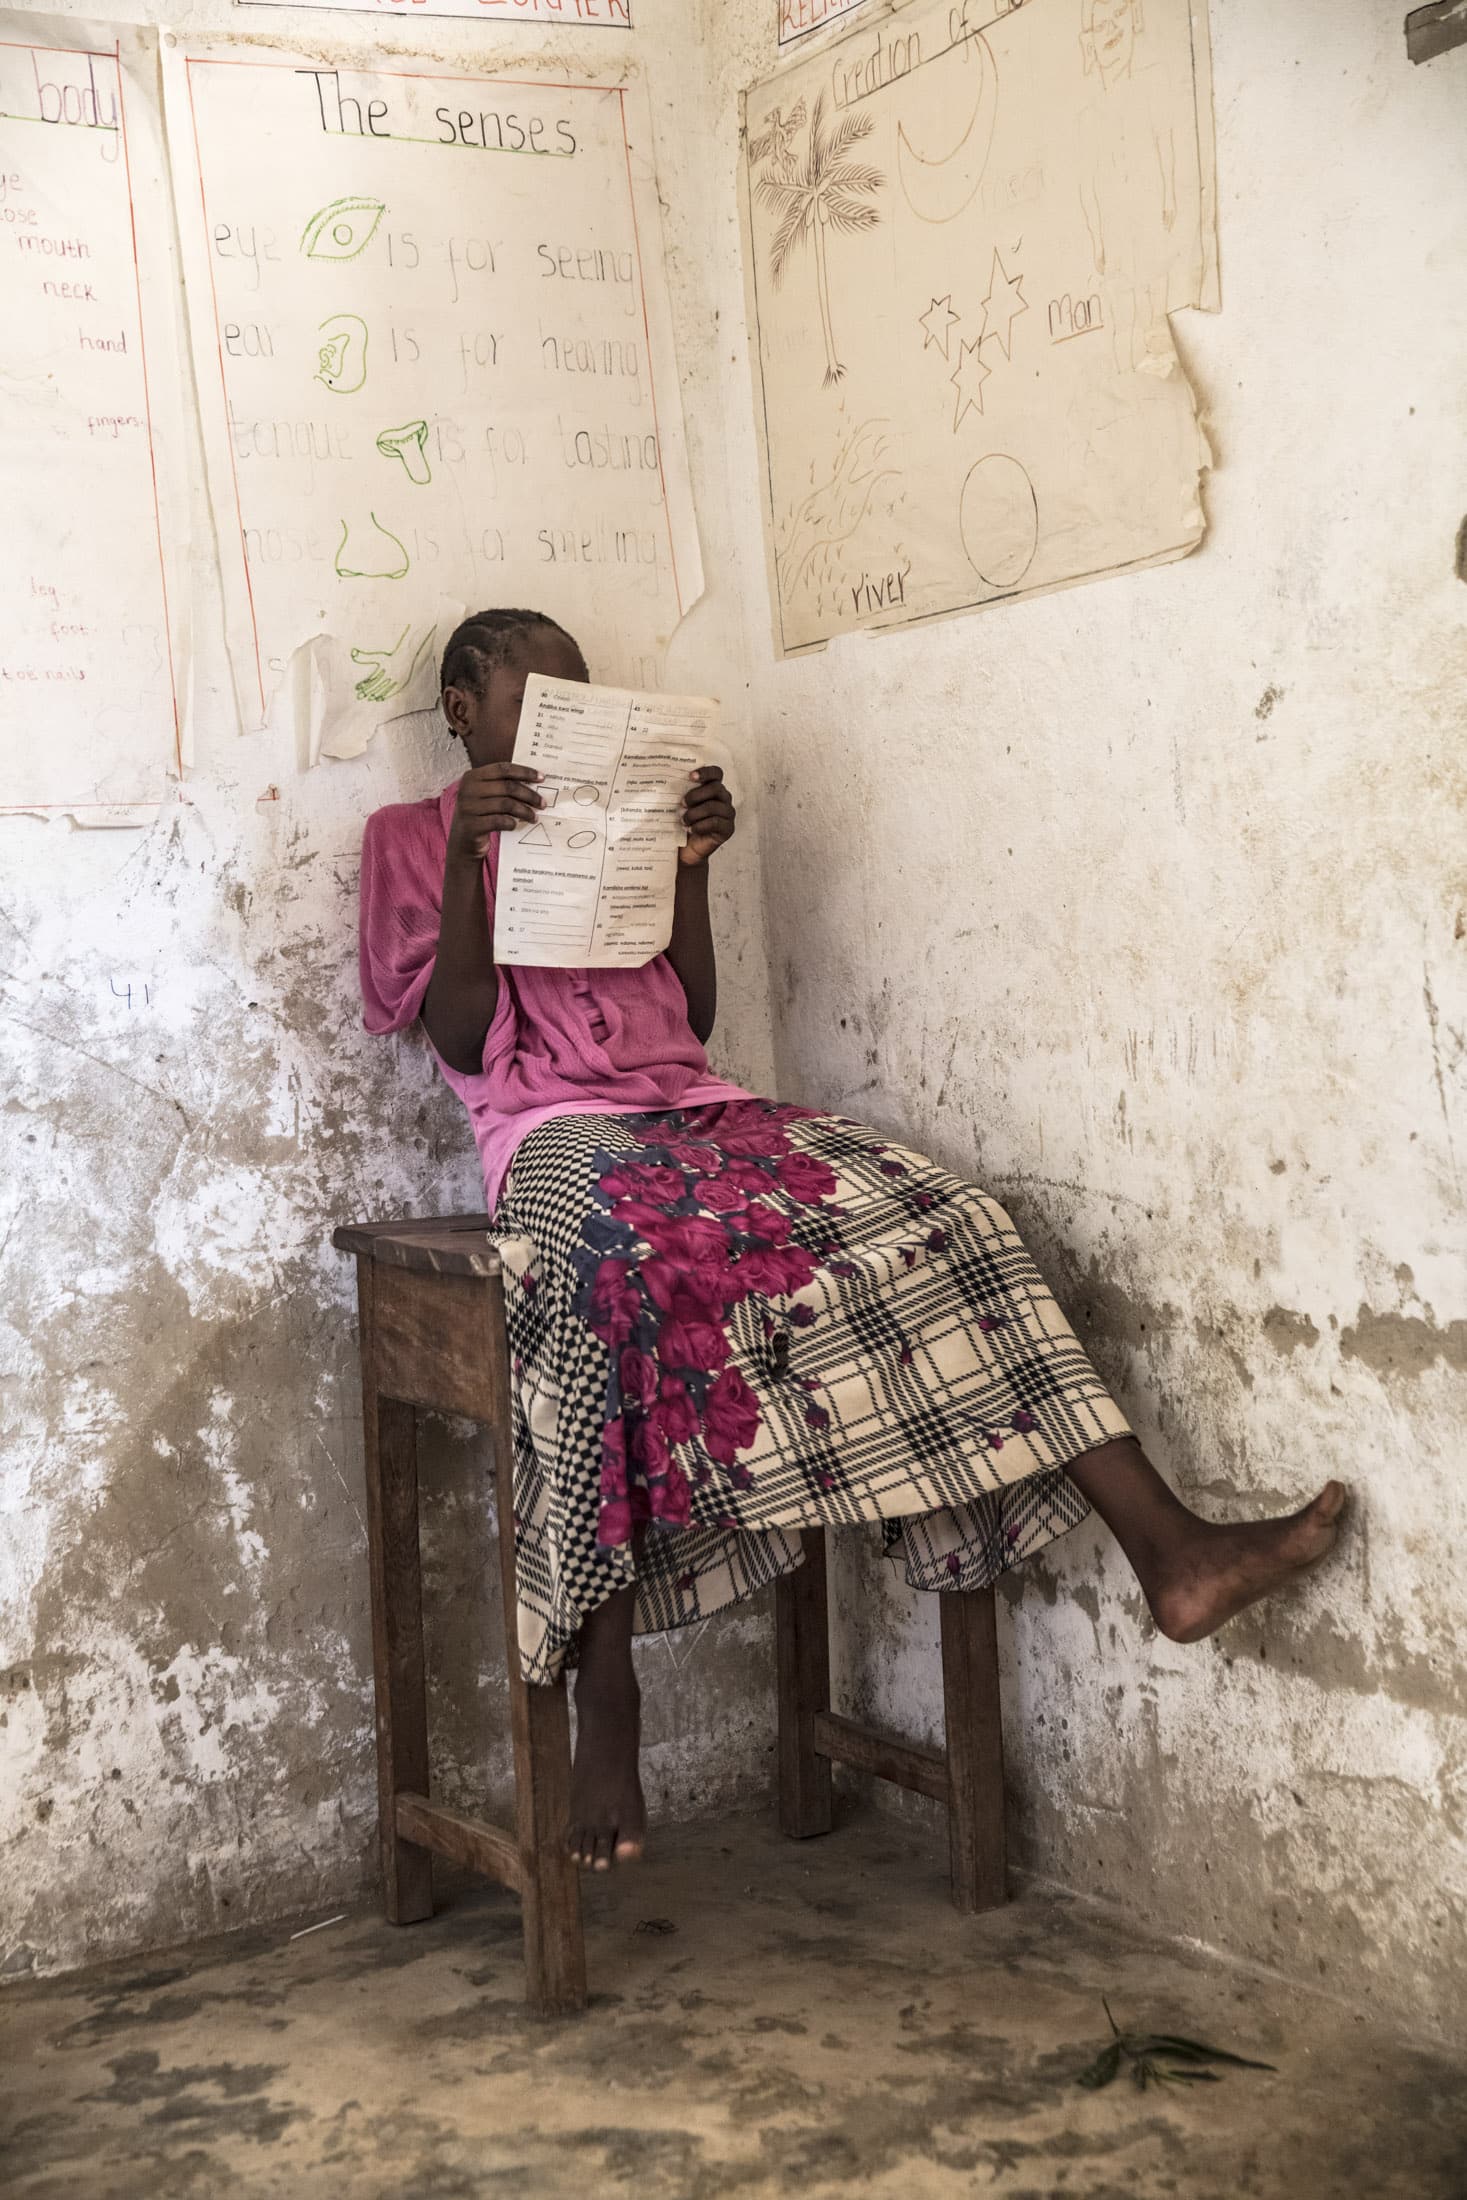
left=316, top=313, right=368, bottom=393
left=351, top=624, right=436, bottom=704
left=376, top=420, right=431, bottom=484
left=302, top=196, right=386, bottom=261
left=335, top=513, right=409, bottom=580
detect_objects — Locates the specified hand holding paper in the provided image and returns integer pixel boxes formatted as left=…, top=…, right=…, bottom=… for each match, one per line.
left=493, top=675, right=722, bottom=969
left=449, top=762, right=544, bottom=862
left=680, top=764, right=737, bottom=867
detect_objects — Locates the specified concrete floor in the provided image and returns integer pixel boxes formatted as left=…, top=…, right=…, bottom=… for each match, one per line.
left=3, top=1807, right=1464, bottom=2200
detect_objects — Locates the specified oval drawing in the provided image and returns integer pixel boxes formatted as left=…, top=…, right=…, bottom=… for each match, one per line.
left=572, top=784, right=599, bottom=805
left=567, top=829, right=597, bottom=850
left=959, top=455, right=1038, bottom=589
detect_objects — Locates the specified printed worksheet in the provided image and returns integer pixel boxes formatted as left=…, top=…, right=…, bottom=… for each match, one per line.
left=493, top=674, right=718, bottom=968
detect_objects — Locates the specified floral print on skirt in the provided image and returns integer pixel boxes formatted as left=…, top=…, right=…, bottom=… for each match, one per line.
left=493, top=1101, right=1130, bottom=1684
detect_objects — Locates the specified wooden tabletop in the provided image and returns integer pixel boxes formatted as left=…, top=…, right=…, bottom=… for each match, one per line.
left=331, top=1213, right=503, bottom=1279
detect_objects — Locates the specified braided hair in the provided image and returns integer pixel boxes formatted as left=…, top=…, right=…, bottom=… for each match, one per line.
left=438, top=608, right=588, bottom=708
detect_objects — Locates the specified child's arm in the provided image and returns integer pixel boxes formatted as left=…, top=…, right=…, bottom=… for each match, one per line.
left=422, top=763, right=541, bottom=1073
left=664, top=765, right=736, bottom=1045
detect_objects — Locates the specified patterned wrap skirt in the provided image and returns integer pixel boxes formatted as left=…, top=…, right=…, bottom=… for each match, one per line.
left=492, top=1100, right=1131, bottom=1684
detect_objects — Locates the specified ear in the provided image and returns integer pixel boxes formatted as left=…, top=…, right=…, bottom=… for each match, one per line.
left=1132, top=0, right=1144, bottom=32
left=1080, top=29, right=1095, bottom=72
left=442, top=684, right=469, bottom=740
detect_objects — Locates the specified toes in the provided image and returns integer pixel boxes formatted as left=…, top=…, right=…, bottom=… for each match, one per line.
left=1314, top=1481, right=1347, bottom=1522
left=592, top=1828, right=615, bottom=1871
left=613, top=1833, right=644, bottom=1864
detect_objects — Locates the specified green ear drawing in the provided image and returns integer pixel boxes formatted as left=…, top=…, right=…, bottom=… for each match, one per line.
left=316, top=313, right=368, bottom=393
left=334, top=513, right=409, bottom=580
left=302, top=196, right=386, bottom=261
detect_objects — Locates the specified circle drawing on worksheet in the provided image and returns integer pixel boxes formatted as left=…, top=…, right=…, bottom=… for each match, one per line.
left=959, top=454, right=1038, bottom=589
left=572, top=784, right=599, bottom=805
left=567, top=830, right=597, bottom=850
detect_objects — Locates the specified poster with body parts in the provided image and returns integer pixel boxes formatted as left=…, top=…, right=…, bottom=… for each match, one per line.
left=0, top=14, right=188, bottom=821
left=740, top=0, right=1218, bottom=657
left=163, top=43, right=701, bottom=758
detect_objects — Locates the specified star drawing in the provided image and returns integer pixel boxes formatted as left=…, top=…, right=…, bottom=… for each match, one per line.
left=919, top=294, right=961, bottom=361
left=950, top=337, right=991, bottom=430
left=977, top=247, right=1028, bottom=360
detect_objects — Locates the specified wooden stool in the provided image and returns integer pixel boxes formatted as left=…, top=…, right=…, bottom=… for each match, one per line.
left=335, top=1212, right=1007, bottom=2017
left=775, top=1527, right=1007, bottom=1912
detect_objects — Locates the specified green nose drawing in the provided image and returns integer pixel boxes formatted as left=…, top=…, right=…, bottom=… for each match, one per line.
left=334, top=514, right=410, bottom=580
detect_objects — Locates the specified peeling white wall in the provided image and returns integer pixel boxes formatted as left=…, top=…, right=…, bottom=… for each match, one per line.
left=0, top=0, right=777, bottom=1979
left=5, top=0, right=1465, bottom=2044
left=705, top=0, right=1467, bottom=2042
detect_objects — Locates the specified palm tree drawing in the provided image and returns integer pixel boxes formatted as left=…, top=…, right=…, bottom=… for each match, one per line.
left=754, top=94, right=885, bottom=389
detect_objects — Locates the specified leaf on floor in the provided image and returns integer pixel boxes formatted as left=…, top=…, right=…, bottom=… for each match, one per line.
left=1075, top=1998, right=1277, bottom=2091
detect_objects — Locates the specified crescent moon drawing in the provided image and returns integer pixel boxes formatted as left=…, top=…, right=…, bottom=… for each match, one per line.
left=896, top=32, right=999, bottom=226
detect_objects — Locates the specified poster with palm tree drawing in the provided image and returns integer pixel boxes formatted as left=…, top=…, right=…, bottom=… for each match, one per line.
left=753, top=95, right=885, bottom=387
left=739, top=0, right=1219, bottom=658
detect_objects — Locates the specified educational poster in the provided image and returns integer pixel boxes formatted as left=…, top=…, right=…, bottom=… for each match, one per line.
left=0, top=15, right=187, bottom=821
left=741, top=0, right=1218, bottom=656
left=164, top=46, right=699, bottom=758
left=240, top=0, right=632, bottom=24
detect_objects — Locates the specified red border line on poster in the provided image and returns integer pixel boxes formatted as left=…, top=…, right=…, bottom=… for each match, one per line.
left=182, top=57, right=677, bottom=722
left=0, top=34, right=183, bottom=810
left=777, top=0, right=869, bottom=49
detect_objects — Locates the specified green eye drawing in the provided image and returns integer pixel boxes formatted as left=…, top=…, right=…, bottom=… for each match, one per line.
left=302, top=196, right=386, bottom=261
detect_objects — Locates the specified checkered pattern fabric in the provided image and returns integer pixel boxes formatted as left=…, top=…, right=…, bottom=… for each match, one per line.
left=494, top=1107, right=1129, bottom=1683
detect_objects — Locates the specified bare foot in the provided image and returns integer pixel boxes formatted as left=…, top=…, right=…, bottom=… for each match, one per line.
left=567, top=1666, right=646, bottom=1871
left=1144, top=1481, right=1347, bottom=1644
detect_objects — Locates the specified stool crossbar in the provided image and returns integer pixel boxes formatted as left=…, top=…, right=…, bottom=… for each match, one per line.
left=335, top=1212, right=1007, bottom=2016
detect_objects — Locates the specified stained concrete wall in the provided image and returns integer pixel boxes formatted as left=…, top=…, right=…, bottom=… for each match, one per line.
left=705, top=0, right=1467, bottom=2042
left=0, top=0, right=778, bottom=1980
left=5, top=0, right=1464, bottom=2045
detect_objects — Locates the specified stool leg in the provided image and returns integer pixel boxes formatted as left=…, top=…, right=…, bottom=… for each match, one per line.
left=940, top=1584, right=1006, bottom=1912
left=487, top=1281, right=585, bottom=2015
left=775, top=1528, right=834, bottom=1839
left=358, top=1262, right=433, bottom=1925
left=512, top=1673, right=584, bottom=2015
